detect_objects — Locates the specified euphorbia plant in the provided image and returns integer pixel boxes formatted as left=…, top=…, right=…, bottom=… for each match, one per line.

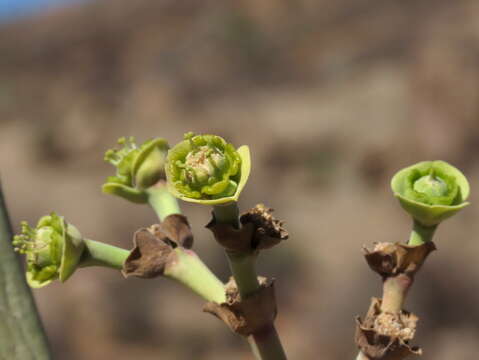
left=355, top=160, right=470, bottom=360
left=5, top=133, right=473, bottom=360
left=11, top=133, right=287, bottom=360
left=391, top=160, right=469, bottom=245
left=166, top=133, right=286, bottom=360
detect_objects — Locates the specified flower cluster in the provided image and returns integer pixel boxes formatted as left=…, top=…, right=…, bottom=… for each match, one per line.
left=391, top=160, right=469, bottom=226
left=103, top=137, right=169, bottom=203
left=13, top=213, right=84, bottom=288
left=166, top=132, right=251, bottom=204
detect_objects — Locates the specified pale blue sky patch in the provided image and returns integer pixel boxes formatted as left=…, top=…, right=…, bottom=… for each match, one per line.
left=0, top=0, right=86, bottom=21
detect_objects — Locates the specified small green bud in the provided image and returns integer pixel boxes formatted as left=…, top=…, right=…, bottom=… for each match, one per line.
left=391, top=160, right=470, bottom=226
left=13, top=213, right=85, bottom=288
left=165, top=133, right=251, bottom=205
left=102, top=137, right=169, bottom=203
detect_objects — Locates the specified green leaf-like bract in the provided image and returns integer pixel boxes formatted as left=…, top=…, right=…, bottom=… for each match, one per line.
left=391, top=160, right=470, bottom=226
left=166, top=133, right=251, bottom=205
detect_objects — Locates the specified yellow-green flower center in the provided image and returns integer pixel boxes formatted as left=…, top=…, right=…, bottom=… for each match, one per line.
left=167, top=133, right=242, bottom=200
left=13, top=220, right=63, bottom=284
left=413, top=173, right=448, bottom=198
left=184, top=146, right=227, bottom=186
left=31, top=228, right=58, bottom=267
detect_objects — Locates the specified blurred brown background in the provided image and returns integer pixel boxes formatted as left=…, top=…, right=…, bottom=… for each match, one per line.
left=1, top=0, right=479, bottom=359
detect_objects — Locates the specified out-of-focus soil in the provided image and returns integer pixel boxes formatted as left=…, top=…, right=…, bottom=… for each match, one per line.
left=1, top=0, right=479, bottom=359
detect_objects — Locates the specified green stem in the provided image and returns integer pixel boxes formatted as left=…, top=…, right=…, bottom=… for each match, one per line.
left=248, top=325, right=288, bottom=360
left=0, top=181, right=51, bottom=360
left=226, top=251, right=260, bottom=298
left=80, top=238, right=225, bottom=303
left=213, top=202, right=240, bottom=229
left=146, top=189, right=227, bottom=303
left=213, top=204, right=260, bottom=298
left=213, top=202, right=288, bottom=360
left=408, top=220, right=437, bottom=246
left=380, top=274, right=412, bottom=313
left=146, top=182, right=181, bottom=221
left=356, top=220, right=430, bottom=359
left=80, top=239, right=130, bottom=269
left=164, top=248, right=226, bottom=303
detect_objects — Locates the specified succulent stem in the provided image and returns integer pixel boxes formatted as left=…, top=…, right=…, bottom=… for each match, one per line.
left=213, top=202, right=287, bottom=360
left=248, top=325, right=288, bottom=360
left=213, top=202, right=240, bottom=229
left=81, top=238, right=226, bottom=303
left=146, top=189, right=227, bottom=302
left=146, top=181, right=181, bottom=221
left=80, top=239, right=130, bottom=270
left=408, top=220, right=437, bottom=246
left=226, top=251, right=261, bottom=298
left=164, top=248, right=226, bottom=303
left=380, top=274, right=413, bottom=313
left=0, top=182, right=51, bottom=359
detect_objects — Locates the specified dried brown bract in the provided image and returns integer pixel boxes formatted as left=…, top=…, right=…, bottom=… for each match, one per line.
left=364, top=242, right=436, bottom=277
left=206, top=204, right=288, bottom=253
left=203, top=277, right=277, bottom=336
left=150, top=214, right=193, bottom=249
left=240, top=204, right=289, bottom=250
left=122, top=214, right=194, bottom=278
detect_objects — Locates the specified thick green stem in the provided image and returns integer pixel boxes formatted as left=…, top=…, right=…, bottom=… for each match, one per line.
left=0, top=181, right=51, bottom=360
left=356, top=220, right=436, bottom=359
left=147, top=182, right=181, bottom=221
left=248, top=325, right=288, bottom=360
left=380, top=274, right=412, bottom=313
left=164, top=248, right=226, bottom=303
left=226, top=251, right=260, bottom=298
left=80, top=238, right=225, bottom=303
left=213, top=203, right=260, bottom=299
left=213, top=202, right=288, bottom=360
left=408, top=220, right=437, bottom=246
left=213, top=202, right=240, bottom=229
left=80, top=239, right=130, bottom=270
left=213, top=202, right=259, bottom=296
left=146, top=190, right=227, bottom=303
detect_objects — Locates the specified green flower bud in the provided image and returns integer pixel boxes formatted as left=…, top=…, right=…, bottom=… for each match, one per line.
left=165, top=132, right=251, bottom=205
left=13, top=213, right=85, bottom=288
left=102, top=137, right=170, bottom=203
left=391, top=160, right=470, bottom=226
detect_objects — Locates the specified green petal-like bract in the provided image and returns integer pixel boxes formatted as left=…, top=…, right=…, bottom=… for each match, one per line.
left=102, top=183, right=149, bottom=203
left=59, top=220, right=84, bottom=282
left=391, top=160, right=470, bottom=226
left=165, top=133, right=250, bottom=205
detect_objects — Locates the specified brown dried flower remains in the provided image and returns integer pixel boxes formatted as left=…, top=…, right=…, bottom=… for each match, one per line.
left=206, top=203, right=288, bottom=253
left=203, top=277, right=277, bottom=336
left=122, top=214, right=193, bottom=278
